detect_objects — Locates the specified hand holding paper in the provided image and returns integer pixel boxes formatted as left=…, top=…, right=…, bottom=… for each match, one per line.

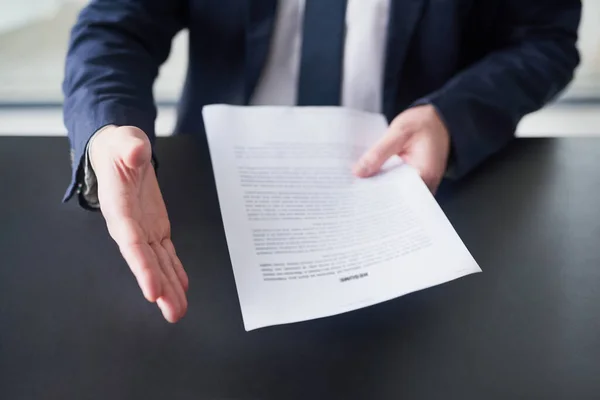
left=202, top=105, right=480, bottom=331
left=354, top=104, right=451, bottom=193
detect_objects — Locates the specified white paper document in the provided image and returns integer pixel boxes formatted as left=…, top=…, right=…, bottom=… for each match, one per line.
left=202, top=105, right=481, bottom=331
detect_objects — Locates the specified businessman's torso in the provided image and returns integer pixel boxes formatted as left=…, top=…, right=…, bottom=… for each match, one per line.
left=174, top=0, right=500, bottom=133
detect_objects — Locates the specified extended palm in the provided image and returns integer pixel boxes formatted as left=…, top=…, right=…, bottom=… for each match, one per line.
left=91, top=126, right=188, bottom=322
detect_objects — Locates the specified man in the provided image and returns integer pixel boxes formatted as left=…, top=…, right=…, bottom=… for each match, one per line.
left=62, top=0, right=581, bottom=323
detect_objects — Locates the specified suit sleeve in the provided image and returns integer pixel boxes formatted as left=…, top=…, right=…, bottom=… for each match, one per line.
left=414, top=0, right=581, bottom=179
left=62, top=0, right=186, bottom=203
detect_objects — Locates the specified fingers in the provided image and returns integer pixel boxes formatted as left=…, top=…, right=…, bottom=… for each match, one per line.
left=120, top=243, right=163, bottom=302
left=353, top=127, right=409, bottom=178
left=120, top=241, right=187, bottom=323
left=151, top=242, right=188, bottom=322
left=156, top=297, right=180, bottom=324
left=163, top=239, right=189, bottom=292
left=119, top=240, right=187, bottom=324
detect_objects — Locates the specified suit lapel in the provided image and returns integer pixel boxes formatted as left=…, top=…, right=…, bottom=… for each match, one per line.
left=245, top=0, right=278, bottom=104
left=383, top=0, right=427, bottom=120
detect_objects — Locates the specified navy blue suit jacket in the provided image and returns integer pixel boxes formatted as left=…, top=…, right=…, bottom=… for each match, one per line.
left=62, top=0, right=581, bottom=202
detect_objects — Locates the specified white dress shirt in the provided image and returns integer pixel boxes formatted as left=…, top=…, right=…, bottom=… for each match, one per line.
left=251, top=0, right=391, bottom=114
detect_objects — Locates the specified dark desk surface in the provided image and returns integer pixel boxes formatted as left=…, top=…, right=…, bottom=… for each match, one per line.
left=1, top=136, right=600, bottom=399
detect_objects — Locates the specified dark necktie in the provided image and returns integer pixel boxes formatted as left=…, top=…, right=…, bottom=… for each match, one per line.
left=297, top=0, right=348, bottom=106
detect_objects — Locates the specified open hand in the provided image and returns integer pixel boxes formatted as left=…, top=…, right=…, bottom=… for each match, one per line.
left=353, top=105, right=450, bottom=193
left=90, top=126, right=188, bottom=322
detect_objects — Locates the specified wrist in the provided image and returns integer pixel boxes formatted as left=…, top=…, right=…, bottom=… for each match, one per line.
left=88, top=124, right=118, bottom=171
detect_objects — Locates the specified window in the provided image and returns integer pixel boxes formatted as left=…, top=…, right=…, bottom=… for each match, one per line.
left=566, top=0, right=600, bottom=100
left=0, top=0, right=186, bottom=105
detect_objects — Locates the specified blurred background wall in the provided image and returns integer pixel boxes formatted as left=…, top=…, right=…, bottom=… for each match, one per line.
left=570, top=0, right=600, bottom=98
left=0, top=0, right=598, bottom=136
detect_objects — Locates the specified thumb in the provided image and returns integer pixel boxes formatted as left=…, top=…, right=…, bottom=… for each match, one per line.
left=90, top=126, right=152, bottom=171
left=113, top=127, right=152, bottom=169
left=353, top=126, right=411, bottom=178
